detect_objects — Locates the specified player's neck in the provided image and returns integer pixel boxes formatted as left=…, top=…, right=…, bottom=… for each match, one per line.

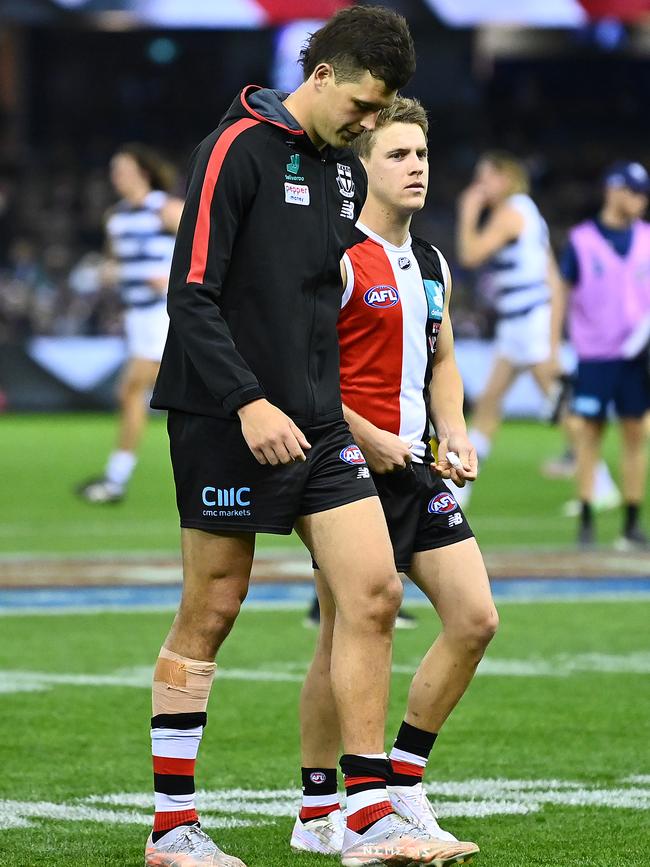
left=283, top=86, right=325, bottom=150
left=359, top=200, right=412, bottom=247
left=599, top=205, right=633, bottom=230
left=125, top=185, right=152, bottom=207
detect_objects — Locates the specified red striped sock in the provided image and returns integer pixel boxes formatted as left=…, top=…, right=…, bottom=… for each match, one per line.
left=151, top=712, right=205, bottom=842
left=344, top=775, right=393, bottom=834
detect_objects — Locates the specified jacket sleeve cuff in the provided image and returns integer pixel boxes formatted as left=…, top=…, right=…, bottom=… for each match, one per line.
left=222, top=383, right=266, bottom=416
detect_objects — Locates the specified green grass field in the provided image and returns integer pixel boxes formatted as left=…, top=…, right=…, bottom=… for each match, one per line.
left=2, top=413, right=646, bottom=554
left=2, top=413, right=649, bottom=865
left=0, top=602, right=649, bottom=866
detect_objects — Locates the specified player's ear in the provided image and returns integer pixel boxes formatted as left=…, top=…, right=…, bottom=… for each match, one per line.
left=313, top=63, right=334, bottom=92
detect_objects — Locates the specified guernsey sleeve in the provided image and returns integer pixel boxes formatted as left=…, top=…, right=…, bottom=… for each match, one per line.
left=166, top=120, right=266, bottom=416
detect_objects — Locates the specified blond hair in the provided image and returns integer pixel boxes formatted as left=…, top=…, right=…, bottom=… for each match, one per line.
left=354, top=96, right=428, bottom=159
left=480, top=150, right=530, bottom=196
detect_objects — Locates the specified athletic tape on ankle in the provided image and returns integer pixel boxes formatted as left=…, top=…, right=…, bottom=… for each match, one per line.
left=152, top=647, right=216, bottom=716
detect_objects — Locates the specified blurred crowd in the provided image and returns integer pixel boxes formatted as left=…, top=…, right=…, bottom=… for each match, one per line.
left=0, top=147, right=626, bottom=345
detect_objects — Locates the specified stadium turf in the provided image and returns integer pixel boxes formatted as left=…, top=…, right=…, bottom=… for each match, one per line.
left=0, top=602, right=649, bottom=865
left=2, top=412, right=647, bottom=554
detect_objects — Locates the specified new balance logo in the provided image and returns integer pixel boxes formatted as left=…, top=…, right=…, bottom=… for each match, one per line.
left=340, top=200, right=355, bottom=220
left=448, top=512, right=463, bottom=527
left=202, top=486, right=251, bottom=507
left=356, top=467, right=371, bottom=479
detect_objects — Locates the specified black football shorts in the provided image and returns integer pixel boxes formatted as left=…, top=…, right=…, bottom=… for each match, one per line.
left=312, top=461, right=474, bottom=572
left=167, top=411, right=377, bottom=534
left=369, top=462, right=473, bottom=571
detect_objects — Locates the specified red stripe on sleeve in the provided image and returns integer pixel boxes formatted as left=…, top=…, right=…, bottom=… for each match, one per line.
left=153, top=755, right=196, bottom=776
left=188, top=117, right=259, bottom=285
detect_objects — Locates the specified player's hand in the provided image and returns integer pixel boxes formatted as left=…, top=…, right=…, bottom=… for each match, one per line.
left=432, top=433, right=478, bottom=487
left=354, top=425, right=412, bottom=474
left=237, top=399, right=311, bottom=466
left=458, top=183, right=487, bottom=217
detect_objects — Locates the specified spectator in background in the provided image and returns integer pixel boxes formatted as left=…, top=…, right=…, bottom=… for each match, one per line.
left=454, top=151, right=562, bottom=509
left=556, top=161, right=650, bottom=549
left=76, top=143, right=183, bottom=503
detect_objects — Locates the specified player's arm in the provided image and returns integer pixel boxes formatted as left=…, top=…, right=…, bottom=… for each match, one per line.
left=148, top=197, right=185, bottom=295
left=338, top=256, right=411, bottom=474
left=552, top=239, right=578, bottom=355
left=428, top=270, right=478, bottom=486
left=343, top=403, right=412, bottom=474
left=160, top=196, right=184, bottom=234
left=99, top=209, right=120, bottom=290
left=168, top=130, right=310, bottom=465
left=457, top=190, right=524, bottom=268
left=547, top=248, right=566, bottom=372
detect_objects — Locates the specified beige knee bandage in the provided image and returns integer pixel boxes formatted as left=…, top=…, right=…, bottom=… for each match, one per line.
left=152, top=647, right=217, bottom=716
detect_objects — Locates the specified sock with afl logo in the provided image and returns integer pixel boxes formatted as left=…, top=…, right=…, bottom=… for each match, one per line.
left=299, top=768, right=340, bottom=823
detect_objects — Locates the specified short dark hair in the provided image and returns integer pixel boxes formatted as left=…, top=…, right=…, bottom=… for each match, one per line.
left=115, top=143, right=177, bottom=193
left=299, top=6, right=416, bottom=92
left=354, top=96, right=428, bottom=159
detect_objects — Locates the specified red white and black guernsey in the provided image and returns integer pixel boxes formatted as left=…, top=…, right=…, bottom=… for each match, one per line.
left=337, top=222, right=450, bottom=463
left=151, top=85, right=367, bottom=426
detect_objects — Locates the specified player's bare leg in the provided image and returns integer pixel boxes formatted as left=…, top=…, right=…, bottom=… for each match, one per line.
left=384, top=539, right=496, bottom=844
left=146, top=529, right=254, bottom=867
left=616, top=417, right=650, bottom=549
left=296, top=497, right=401, bottom=756
left=116, top=357, right=160, bottom=452
left=575, top=416, right=605, bottom=546
left=456, top=356, right=517, bottom=510
left=530, top=358, right=556, bottom=397
left=403, top=539, right=497, bottom=734
left=469, top=356, right=517, bottom=445
left=300, top=569, right=341, bottom=769
left=76, top=357, right=160, bottom=503
left=291, top=570, right=345, bottom=855
left=297, top=499, right=478, bottom=864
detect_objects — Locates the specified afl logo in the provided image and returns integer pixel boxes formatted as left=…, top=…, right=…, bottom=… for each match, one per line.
left=310, top=771, right=327, bottom=785
left=428, top=492, right=458, bottom=514
left=364, top=285, right=399, bottom=308
left=339, top=444, right=366, bottom=465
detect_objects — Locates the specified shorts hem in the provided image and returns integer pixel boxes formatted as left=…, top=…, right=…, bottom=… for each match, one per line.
left=179, top=520, right=293, bottom=535
left=411, top=529, right=475, bottom=554
left=299, top=489, right=377, bottom=518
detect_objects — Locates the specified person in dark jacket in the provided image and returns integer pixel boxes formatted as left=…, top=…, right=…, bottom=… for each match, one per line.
left=142, top=9, right=469, bottom=867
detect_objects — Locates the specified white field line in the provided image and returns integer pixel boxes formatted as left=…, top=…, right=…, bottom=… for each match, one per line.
left=4, top=777, right=649, bottom=829
left=2, top=651, right=650, bottom=694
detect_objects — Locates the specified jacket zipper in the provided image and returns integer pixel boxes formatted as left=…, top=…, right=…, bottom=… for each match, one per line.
left=306, top=153, right=329, bottom=424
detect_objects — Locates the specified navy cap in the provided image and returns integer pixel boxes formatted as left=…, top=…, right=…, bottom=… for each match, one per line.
left=605, top=161, right=650, bottom=194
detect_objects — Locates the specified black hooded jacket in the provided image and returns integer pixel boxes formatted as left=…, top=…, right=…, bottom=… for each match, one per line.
left=151, top=85, right=367, bottom=426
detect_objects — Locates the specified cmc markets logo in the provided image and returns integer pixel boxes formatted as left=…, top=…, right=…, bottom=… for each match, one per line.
left=339, top=445, right=366, bottom=465
left=427, top=491, right=457, bottom=514
left=364, top=285, right=399, bottom=308
left=202, top=486, right=252, bottom=517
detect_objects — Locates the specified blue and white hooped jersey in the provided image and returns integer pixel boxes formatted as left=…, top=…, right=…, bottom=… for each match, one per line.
left=106, top=190, right=175, bottom=308
left=480, top=193, right=551, bottom=319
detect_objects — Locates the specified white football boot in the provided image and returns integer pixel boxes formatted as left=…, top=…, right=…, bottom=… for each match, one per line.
left=341, top=812, right=479, bottom=866
left=389, top=783, right=457, bottom=842
left=290, top=808, right=345, bottom=854
left=145, top=824, right=247, bottom=866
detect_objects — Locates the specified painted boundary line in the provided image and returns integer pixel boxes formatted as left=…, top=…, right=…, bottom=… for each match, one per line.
left=1, top=777, right=649, bottom=829
left=1, top=577, right=650, bottom=614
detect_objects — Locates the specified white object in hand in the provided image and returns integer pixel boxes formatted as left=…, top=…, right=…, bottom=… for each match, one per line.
left=446, top=451, right=463, bottom=469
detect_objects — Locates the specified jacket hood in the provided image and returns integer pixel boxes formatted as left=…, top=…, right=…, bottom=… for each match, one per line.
left=224, top=85, right=305, bottom=136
